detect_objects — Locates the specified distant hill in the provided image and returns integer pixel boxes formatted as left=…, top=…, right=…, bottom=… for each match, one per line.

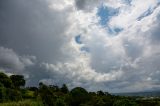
left=112, top=91, right=160, bottom=97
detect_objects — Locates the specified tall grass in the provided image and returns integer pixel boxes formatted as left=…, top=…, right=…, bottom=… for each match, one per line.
left=0, top=100, right=43, bottom=106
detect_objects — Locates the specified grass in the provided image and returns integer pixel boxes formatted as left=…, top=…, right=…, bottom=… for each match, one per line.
left=0, top=99, right=43, bottom=106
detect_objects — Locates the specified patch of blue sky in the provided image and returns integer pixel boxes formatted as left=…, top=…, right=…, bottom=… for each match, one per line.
left=75, top=35, right=90, bottom=52
left=137, top=7, right=154, bottom=21
left=114, top=27, right=124, bottom=33
left=75, top=35, right=82, bottom=44
left=122, top=0, right=132, bottom=5
left=137, top=2, right=160, bottom=21
left=97, top=4, right=123, bottom=36
left=97, top=5, right=119, bottom=27
left=80, top=47, right=90, bottom=52
left=107, top=27, right=123, bottom=35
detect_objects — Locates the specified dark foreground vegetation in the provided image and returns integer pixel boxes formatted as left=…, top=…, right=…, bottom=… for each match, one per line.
left=0, top=72, right=160, bottom=106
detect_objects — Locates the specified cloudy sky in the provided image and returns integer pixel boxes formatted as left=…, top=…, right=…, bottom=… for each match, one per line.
left=0, top=0, right=160, bottom=93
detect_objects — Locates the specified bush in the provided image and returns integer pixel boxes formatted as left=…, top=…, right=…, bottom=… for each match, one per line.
left=55, top=98, right=67, bottom=106
left=113, top=99, right=138, bottom=106
left=0, top=100, right=43, bottom=106
left=0, top=87, right=6, bottom=102
left=5, top=88, right=22, bottom=101
left=69, top=87, right=89, bottom=106
left=21, top=89, right=35, bottom=99
left=0, top=73, right=13, bottom=88
left=39, top=84, right=57, bottom=106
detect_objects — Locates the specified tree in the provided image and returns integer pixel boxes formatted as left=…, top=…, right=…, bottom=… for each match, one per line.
left=97, top=90, right=105, bottom=96
left=55, top=98, right=67, bottom=106
left=69, top=87, right=89, bottom=106
left=39, top=84, right=57, bottom=106
left=0, top=86, right=6, bottom=102
left=0, top=72, right=13, bottom=88
left=5, top=88, right=22, bottom=101
left=113, top=99, right=138, bottom=106
left=10, top=75, right=25, bottom=89
left=61, top=84, right=69, bottom=94
left=95, top=98, right=106, bottom=106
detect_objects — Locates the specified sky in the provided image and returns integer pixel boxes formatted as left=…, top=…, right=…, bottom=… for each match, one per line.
left=0, top=0, right=160, bottom=93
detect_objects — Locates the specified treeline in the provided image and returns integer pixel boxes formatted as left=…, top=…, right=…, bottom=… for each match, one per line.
left=0, top=72, right=160, bottom=106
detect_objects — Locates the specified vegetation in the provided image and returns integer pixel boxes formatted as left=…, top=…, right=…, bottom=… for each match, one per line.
left=0, top=100, right=43, bottom=106
left=0, top=72, right=160, bottom=106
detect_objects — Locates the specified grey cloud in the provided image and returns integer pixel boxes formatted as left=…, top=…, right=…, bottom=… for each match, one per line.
left=25, top=63, right=52, bottom=86
left=0, top=0, right=73, bottom=86
left=0, top=46, right=35, bottom=74
left=148, top=20, right=160, bottom=44
left=90, top=45, right=122, bottom=73
left=75, top=0, right=86, bottom=10
left=74, top=0, right=127, bottom=11
left=123, top=39, right=144, bottom=61
left=0, top=0, right=71, bottom=63
left=75, top=0, right=103, bottom=11
left=0, top=46, right=25, bottom=72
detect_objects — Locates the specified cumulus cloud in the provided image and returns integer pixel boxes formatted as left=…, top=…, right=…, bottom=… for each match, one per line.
left=0, top=0, right=74, bottom=63
left=0, top=46, right=35, bottom=74
left=0, top=47, right=24, bottom=72
left=0, top=0, right=160, bottom=92
left=74, top=0, right=125, bottom=11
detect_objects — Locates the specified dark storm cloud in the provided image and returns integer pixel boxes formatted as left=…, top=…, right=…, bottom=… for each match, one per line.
left=0, top=46, right=35, bottom=75
left=75, top=0, right=86, bottom=10
left=74, top=0, right=103, bottom=11
left=0, top=47, right=24, bottom=72
left=148, top=16, right=160, bottom=44
left=0, top=0, right=70, bottom=63
left=0, top=0, right=74, bottom=87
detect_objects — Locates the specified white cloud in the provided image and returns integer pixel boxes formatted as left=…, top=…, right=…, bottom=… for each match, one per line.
left=109, top=0, right=159, bottom=29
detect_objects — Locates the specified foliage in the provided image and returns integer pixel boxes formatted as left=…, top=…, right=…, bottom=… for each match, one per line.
left=21, top=89, right=35, bottom=99
left=113, top=99, right=138, bottom=106
left=55, top=98, right=67, bottom=106
left=97, top=90, right=105, bottom=96
left=61, top=84, right=69, bottom=94
left=0, top=72, right=13, bottom=88
left=39, top=83, right=57, bottom=106
left=5, top=88, right=22, bottom=101
left=10, top=75, right=25, bottom=89
left=0, top=72, right=160, bottom=106
left=0, top=100, right=43, bottom=106
left=0, top=87, right=6, bottom=102
left=69, top=87, right=89, bottom=106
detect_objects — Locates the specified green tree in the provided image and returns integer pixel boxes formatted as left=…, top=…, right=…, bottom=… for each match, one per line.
left=5, top=88, right=22, bottom=101
left=0, top=86, right=6, bottom=102
left=113, top=99, right=138, bottom=106
left=39, top=83, right=57, bottom=106
left=10, top=75, right=25, bottom=89
left=0, top=72, right=13, bottom=88
left=55, top=98, right=67, bottom=106
left=95, top=98, right=106, bottom=106
left=61, top=84, right=69, bottom=94
left=97, top=90, right=105, bottom=96
left=69, top=87, right=89, bottom=106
